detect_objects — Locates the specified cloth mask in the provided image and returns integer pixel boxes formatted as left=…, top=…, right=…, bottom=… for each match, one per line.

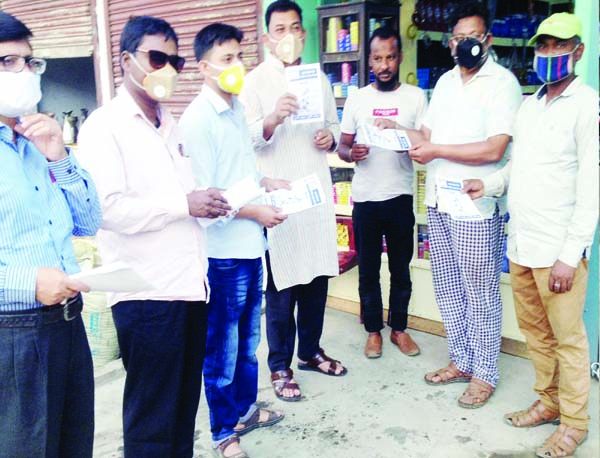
left=270, top=33, right=304, bottom=64
left=129, top=53, right=178, bottom=101
left=533, top=45, right=579, bottom=84
left=454, top=36, right=487, bottom=69
left=207, top=61, right=245, bottom=95
left=0, top=71, right=42, bottom=118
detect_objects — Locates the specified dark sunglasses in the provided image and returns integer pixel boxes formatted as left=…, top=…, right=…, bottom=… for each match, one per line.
left=136, top=49, right=185, bottom=73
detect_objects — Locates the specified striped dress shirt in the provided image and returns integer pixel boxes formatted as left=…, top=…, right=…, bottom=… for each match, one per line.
left=0, top=122, right=101, bottom=311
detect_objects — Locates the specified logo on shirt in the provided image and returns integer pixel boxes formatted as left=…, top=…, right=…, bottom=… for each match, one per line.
left=372, top=108, right=398, bottom=117
left=178, top=143, right=188, bottom=157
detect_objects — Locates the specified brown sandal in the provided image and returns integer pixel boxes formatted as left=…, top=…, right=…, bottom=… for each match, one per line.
left=271, top=369, right=302, bottom=402
left=458, top=378, right=494, bottom=409
left=212, top=435, right=248, bottom=458
left=536, top=424, right=588, bottom=457
left=424, top=362, right=472, bottom=386
left=297, top=349, right=347, bottom=377
left=504, top=400, right=560, bottom=428
left=234, top=407, right=284, bottom=436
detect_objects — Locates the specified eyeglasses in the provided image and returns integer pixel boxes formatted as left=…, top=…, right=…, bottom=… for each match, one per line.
left=136, top=49, right=185, bottom=73
left=0, top=55, right=47, bottom=75
left=449, top=33, right=488, bottom=46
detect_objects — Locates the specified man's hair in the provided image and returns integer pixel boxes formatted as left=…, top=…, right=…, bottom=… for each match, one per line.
left=194, top=23, right=244, bottom=62
left=119, top=15, right=178, bottom=54
left=369, top=26, right=402, bottom=53
left=265, top=0, right=303, bottom=28
left=449, top=1, right=490, bottom=32
left=0, top=12, right=33, bottom=43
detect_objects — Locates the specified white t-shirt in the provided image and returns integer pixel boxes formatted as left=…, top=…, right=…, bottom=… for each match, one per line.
left=422, top=58, right=522, bottom=218
left=340, top=83, right=427, bottom=203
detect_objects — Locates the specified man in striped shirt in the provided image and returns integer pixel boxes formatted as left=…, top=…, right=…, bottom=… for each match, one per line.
left=0, top=12, right=102, bottom=458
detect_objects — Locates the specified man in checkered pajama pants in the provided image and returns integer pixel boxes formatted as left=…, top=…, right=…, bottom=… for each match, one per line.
left=427, top=206, right=505, bottom=389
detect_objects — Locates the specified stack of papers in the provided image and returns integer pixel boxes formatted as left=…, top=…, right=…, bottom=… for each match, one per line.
left=70, top=262, right=153, bottom=292
left=436, top=177, right=483, bottom=221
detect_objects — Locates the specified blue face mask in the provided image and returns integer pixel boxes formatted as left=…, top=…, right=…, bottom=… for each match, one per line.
left=533, top=45, right=579, bottom=84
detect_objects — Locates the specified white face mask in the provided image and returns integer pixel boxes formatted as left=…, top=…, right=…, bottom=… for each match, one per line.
left=0, top=71, right=42, bottom=118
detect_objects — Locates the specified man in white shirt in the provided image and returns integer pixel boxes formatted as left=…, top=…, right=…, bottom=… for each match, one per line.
left=337, top=27, right=427, bottom=360
left=77, top=16, right=229, bottom=458
left=406, top=1, right=522, bottom=408
left=240, top=0, right=345, bottom=403
left=463, top=13, right=598, bottom=457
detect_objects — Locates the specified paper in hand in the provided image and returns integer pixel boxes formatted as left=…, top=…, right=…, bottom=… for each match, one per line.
left=70, top=262, right=153, bottom=292
left=436, top=177, right=483, bottom=221
left=284, top=63, right=324, bottom=125
left=356, top=124, right=412, bottom=151
left=264, top=174, right=324, bottom=215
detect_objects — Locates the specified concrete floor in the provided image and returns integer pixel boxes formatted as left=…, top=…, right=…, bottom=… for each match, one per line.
left=93, top=307, right=599, bottom=458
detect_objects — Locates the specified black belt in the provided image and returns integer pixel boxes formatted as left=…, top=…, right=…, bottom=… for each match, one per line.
left=0, top=293, right=83, bottom=328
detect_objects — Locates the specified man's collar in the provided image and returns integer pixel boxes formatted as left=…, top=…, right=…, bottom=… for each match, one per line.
left=265, top=52, right=285, bottom=70
left=202, top=84, right=236, bottom=114
left=536, top=75, right=581, bottom=100
left=116, top=85, right=174, bottom=130
left=450, top=54, right=495, bottom=80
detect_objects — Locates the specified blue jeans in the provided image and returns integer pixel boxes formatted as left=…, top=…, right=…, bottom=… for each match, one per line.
left=204, top=258, right=263, bottom=443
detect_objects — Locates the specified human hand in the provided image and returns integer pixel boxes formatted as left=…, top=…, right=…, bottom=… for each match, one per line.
left=254, top=205, right=288, bottom=228
left=267, top=93, right=299, bottom=126
left=15, top=114, right=67, bottom=161
left=372, top=118, right=397, bottom=130
left=313, top=128, right=334, bottom=151
left=548, top=260, right=576, bottom=294
left=462, top=179, right=485, bottom=200
left=261, top=177, right=291, bottom=192
left=36, top=267, right=90, bottom=306
left=350, top=143, right=370, bottom=162
left=409, top=142, right=437, bottom=164
left=187, top=188, right=231, bottom=218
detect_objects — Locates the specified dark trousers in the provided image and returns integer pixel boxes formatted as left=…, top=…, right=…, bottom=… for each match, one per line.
left=112, top=300, right=208, bottom=458
left=353, top=194, right=415, bottom=333
left=0, top=307, right=94, bottom=458
left=265, top=251, right=329, bottom=372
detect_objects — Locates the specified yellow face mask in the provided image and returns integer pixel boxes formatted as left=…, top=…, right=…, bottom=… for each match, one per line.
left=129, top=53, right=178, bottom=101
left=270, top=33, right=304, bottom=64
left=205, top=61, right=245, bottom=95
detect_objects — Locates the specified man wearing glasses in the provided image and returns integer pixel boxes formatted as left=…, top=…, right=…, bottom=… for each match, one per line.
left=77, top=15, right=229, bottom=458
left=0, top=12, right=102, bottom=457
left=406, top=1, right=522, bottom=408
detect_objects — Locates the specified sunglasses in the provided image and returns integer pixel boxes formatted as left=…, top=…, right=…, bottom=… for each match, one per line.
left=136, top=49, right=185, bottom=73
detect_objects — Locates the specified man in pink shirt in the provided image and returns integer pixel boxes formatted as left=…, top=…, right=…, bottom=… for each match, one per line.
left=77, top=16, right=229, bottom=458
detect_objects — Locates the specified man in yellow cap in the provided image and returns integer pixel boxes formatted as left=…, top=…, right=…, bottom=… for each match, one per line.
left=463, top=12, right=598, bottom=458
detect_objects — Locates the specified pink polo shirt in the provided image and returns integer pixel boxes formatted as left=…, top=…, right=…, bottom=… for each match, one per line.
left=77, top=86, right=208, bottom=306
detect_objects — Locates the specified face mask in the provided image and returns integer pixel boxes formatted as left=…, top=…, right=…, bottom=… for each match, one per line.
left=270, top=33, right=304, bottom=64
left=129, top=53, right=178, bottom=101
left=533, top=46, right=578, bottom=84
left=206, top=61, right=245, bottom=95
left=454, top=36, right=487, bottom=70
left=0, top=71, right=42, bottom=118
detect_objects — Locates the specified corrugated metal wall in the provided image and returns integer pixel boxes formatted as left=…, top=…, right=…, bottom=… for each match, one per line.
left=0, top=0, right=94, bottom=58
left=105, top=0, right=262, bottom=117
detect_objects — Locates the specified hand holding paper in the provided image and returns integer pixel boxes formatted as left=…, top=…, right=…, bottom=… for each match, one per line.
left=263, top=174, right=325, bottom=215
left=356, top=123, right=412, bottom=151
left=70, top=262, right=153, bottom=292
left=284, top=63, right=324, bottom=125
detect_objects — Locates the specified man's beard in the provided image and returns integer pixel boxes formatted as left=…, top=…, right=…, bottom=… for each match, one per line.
left=375, top=71, right=399, bottom=91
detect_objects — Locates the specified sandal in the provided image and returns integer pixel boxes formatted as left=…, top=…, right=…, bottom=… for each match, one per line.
left=271, top=369, right=302, bottom=402
left=297, top=349, right=347, bottom=377
left=536, top=424, right=588, bottom=457
left=424, top=362, right=472, bottom=386
left=458, top=378, right=494, bottom=409
left=234, top=407, right=284, bottom=436
left=212, top=435, right=248, bottom=458
left=504, top=400, right=560, bottom=428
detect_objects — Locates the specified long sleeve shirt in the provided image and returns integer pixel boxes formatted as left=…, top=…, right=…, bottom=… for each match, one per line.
left=482, top=78, right=599, bottom=268
left=0, top=122, right=101, bottom=311
left=76, top=86, right=209, bottom=306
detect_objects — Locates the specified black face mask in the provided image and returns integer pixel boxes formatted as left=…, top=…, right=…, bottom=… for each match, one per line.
left=454, top=37, right=487, bottom=69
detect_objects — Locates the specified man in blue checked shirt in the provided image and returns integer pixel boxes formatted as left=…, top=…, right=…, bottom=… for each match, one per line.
left=0, top=12, right=101, bottom=458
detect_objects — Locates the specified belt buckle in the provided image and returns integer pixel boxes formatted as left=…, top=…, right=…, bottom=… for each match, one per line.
left=62, top=297, right=78, bottom=322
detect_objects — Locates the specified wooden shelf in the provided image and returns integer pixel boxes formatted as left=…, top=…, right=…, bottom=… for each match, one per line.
left=416, top=30, right=534, bottom=48
left=321, top=52, right=360, bottom=63
left=415, top=213, right=427, bottom=225
left=335, top=204, right=353, bottom=216
left=327, top=153, right=355, bottom=169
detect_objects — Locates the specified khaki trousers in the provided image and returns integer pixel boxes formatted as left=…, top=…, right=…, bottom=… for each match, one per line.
left=509, top=260, right=590, bottom=429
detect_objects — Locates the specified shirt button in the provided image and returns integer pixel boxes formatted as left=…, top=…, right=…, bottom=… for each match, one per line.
left=34, top=186, right=39, bottom=191
left=48, top=220, right=53, bottom=225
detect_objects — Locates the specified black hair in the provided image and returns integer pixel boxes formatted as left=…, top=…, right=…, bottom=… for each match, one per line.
left=449, top=1, right=490, bottom=32
left=0, top=11, right=33, bottom=43
left=369, top=26, right=402, bottom=53
left=265, top=0, right=303, bottom=28
left=119, top=15, right=178, bottom=54
left=194, top=23, right=244, bottom=62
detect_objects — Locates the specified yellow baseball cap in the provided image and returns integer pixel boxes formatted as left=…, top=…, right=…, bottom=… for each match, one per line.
left=528, top=13, right=582, bottom=46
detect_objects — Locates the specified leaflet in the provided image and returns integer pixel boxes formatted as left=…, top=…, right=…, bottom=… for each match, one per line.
left=356, top=123, right=412, bottom=151
left=70, top=262, right=153, bottom=292
left=284, top=63, right=324, bottom=125
left=264, top=174, right=324, bottom=215
left=436, top=177, right=483, bottom=221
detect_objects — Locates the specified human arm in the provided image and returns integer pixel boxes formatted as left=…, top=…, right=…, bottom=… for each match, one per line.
left=462, top=160, right=512, bottom=199
left=337, top=132, right=369, bottom=163
left=237, top=205, right=287, bottom=228
left=409, top=134, right=512, bottom=165
left=313, top=74, right=341, bottom=152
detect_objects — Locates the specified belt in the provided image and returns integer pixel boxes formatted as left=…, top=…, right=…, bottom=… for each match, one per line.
left=0, top=293, right=83, bottom=328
